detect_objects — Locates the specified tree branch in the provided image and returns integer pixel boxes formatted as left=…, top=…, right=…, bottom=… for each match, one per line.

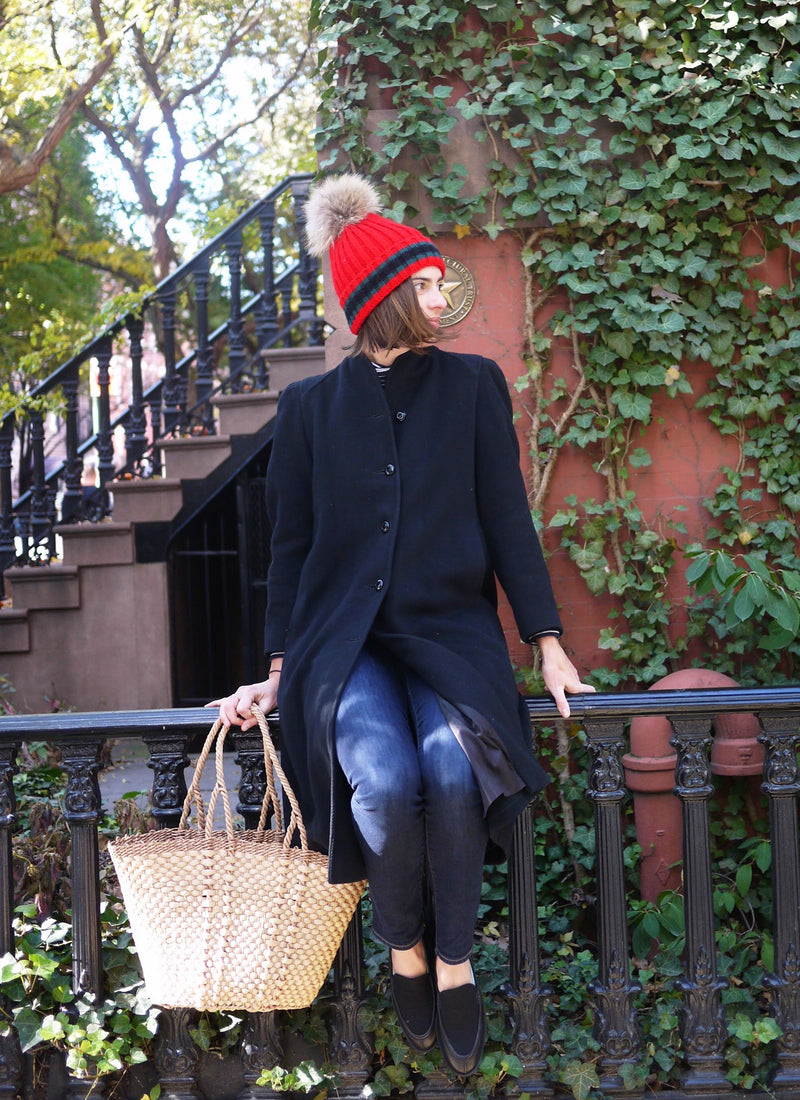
left=0, top=47, right=115, bottom=194
left=186, top=41, right=312, bottom=165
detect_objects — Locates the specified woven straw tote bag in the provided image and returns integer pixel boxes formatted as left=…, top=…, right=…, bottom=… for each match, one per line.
left=108, top=706, right=366, bottom=1012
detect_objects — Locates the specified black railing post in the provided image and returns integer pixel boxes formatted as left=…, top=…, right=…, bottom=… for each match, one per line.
left=329, top=905, right=372, bottom=1096
left=144, top=735, right=201, bottom=1100
left=233, top=724, right=285, bottom=1100
left=159, top=286, right=181, bottom=435
left=61, top=739, right=105, bottom=997
left=126, top=315, right=148, bottom=469
left=95, top=336, right=115, bottom=490
left=257, top=200, right=279, bottom=375
left=504, top=798, right=553, bottom=1095
left=194, top=261, right=214, bottom=435
left=0, top=414, right=16, bottom=575
left=149, top=390, right=164, bottom=477
left=291, top=178, right=321, bottom=344
left=0, top=742, right=24, bottom=1098
left=670, top=717, right=730, bottom=1093
left=61, top=738, right=106, bottom=1098
left=225, top=230, right=246, bottom=386
left=759, top=712, right=800, bottom=1093
left=585, top=717, right=642, bottom=1094
left=61, top=364, right=82, bottom=524
left=28, top=409, right=49, bottom=563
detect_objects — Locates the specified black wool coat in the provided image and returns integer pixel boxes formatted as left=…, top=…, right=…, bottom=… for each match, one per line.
left=264, top=346, right=563, bottom=883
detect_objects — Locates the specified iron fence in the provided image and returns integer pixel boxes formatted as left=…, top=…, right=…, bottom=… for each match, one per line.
left=1, top=685, right=799, bottom=1099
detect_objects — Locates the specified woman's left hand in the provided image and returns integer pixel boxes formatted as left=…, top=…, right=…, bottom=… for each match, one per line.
left=536, top=636, right=595, bottom=719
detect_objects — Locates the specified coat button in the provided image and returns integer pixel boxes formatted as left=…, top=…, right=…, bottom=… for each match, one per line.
left=381, top=520, right=390, bottom=533
left=384, top=463, right=395, bottom=476
left=375, top=578, right=385, bottom=590
left=395, top=411, right=406, bottom=422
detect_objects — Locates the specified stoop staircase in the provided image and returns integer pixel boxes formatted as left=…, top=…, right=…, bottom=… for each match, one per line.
left=0, top=174, right=326, bottom=714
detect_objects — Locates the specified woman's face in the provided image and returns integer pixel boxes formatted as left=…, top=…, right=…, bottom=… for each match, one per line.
left=411, top=265, right=447, bottom=327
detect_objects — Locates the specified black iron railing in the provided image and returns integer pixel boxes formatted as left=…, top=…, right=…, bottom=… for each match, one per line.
left=0, top=174, right=322, bottom=578
left=1, top=686, right=800, bottom=1099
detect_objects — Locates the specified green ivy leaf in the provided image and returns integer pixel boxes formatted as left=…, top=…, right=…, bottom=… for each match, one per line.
left=561, top=1058, right=601, bottom=1100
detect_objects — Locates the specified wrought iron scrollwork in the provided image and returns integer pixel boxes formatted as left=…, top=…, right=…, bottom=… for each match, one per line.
left=329, top=913, right=372, bottom=1094
left=504, top=953, right=552, bottom=1066
left=589, top=949, right=641, bottom=1062
left=154, top=1006, right=201, bottom=1100
left=62, top=741, right=103, bottom=824
left=239, top=1012, right=284, bottom=1100
left=145, top=737, right=190, bottom=827
left=588, top=738, right=625, bottom=800
left=676, top=946, right=728, bottom=1061
left=234, top=729, right=269, bottom=829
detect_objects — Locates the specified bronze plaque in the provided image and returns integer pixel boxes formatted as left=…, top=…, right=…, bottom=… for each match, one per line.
left=439, top=256, right=477, bottom=328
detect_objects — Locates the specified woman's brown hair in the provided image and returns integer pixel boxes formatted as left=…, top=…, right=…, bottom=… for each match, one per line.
left=352, top=276, right=451, bottom=356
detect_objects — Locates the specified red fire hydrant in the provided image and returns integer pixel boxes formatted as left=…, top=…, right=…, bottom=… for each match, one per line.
left=622, top=669, right=763, bottom=903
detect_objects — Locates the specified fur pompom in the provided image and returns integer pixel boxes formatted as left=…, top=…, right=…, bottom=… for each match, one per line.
left=305, top=174, right=382, bottom=256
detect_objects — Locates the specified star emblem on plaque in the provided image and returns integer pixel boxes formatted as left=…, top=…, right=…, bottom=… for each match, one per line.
left=438, top=257, right=477, bottom=328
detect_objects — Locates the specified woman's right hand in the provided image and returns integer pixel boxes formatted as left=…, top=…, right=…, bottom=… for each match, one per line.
left=207, top=673, right=280, bottom=731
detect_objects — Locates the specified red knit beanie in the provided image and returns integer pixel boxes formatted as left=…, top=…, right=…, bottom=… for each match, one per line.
left=305, top=174, right=445, bottom=334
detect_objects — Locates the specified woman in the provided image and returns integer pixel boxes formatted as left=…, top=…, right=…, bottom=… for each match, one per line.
left=215, top=174, right=593, bottom=1076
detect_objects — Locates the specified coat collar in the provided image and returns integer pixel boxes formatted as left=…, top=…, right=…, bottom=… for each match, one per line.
left=347, top=349, right=434, bottom=413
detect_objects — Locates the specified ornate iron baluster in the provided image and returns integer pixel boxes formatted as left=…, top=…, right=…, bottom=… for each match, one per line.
left=154, top=1006, right=201, bottom=1100
left=670, top=717, right=729, bottom=1093
left=62, top=739, right=104, bottom=995
left=585, top=717, right=642, bottom=1094
left=61, top=738, right=106, bottom=1099
left=194, top=261, right=214, bottom=434
left=257, top=200, right=278, bottom=379
left=159, top=286, right=181, bottom=436
left=28, top=408, right=49, bottom=562
left=126, top=315, right=148, bottom=469
left=0, top=414, right=16, bottom=574
left=60, top=365, right=82, bottom=524
left=226, top=230, right=246, bottom=386
left=760, top=712, right=800, bottom=1093
left=291, top=178, right=321, bottom=344
left=504, top=798, right=553, bottom=1095
left=144, top=735, right=201, bottom=1099
left=0, top=743, right=23, bottom=1098
left=149, top=390, right=164, bottom=477
left=239, top=1011, right=284, bottom=1100
left=329, top=907, right=372, bottom=1096
left=233, top=726, right=286, bottom=1099
left=95, top=336, right=114, bottom=490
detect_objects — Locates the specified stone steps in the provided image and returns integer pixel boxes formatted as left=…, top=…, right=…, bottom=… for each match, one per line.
left=0, top=347, right=326, bottom=706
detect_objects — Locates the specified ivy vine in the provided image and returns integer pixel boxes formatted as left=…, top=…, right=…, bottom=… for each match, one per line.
left=312, top=0, right=800, bottom=688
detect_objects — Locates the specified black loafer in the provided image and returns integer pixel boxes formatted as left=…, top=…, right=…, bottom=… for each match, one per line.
left=391, top=972, right=436, bottom=1051
left=436, top=980, right=486, bottom=1076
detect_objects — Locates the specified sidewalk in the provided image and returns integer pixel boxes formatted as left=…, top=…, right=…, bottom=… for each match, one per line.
left=99, top=739, right=243, bottom=827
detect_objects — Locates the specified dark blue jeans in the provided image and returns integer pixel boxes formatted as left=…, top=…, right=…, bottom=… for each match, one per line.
left=334, top=647, right=488, bottom=963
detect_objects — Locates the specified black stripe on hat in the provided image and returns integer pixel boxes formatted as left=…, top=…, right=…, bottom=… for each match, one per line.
left=345, top=240, right=442, bottom=327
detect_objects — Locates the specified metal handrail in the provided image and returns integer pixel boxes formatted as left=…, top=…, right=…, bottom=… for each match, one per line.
left=2, top=684, right=800, bottom=740
left=0, top=684, right=799, bottom=1098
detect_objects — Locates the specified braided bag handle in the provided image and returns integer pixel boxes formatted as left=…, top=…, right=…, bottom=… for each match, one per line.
left=251, top=704, right=309, bottom=852
left=176, top=707, right=304, bottom=849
